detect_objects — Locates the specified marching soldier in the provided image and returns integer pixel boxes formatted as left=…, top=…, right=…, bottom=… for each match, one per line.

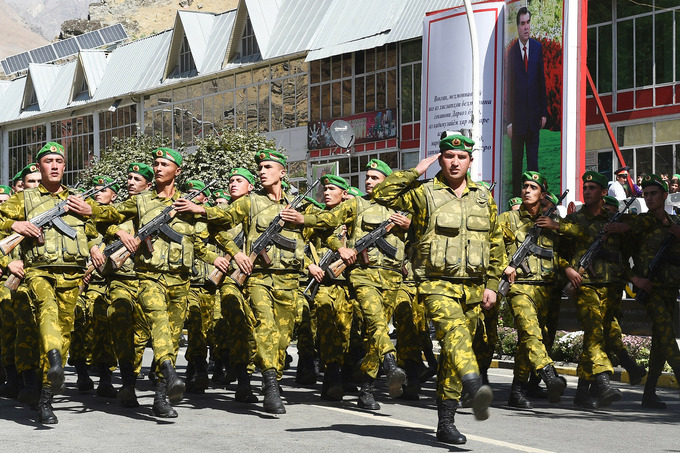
left=110, top=148, right=225, bottom=418
left=0, top=142, right=114, bottom=424
left=629, top=174, right=680, bottom=408
left=372, top=134, right=505, bottom=445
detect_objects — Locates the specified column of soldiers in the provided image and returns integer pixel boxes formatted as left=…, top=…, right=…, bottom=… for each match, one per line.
left=0, top=136, right=679, bottom=447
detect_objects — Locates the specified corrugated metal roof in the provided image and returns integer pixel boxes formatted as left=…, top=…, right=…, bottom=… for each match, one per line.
left=0, top=77, right=26, bottom=123
left=245, top=0, right=282, bottom=59
left=179, top=10, right=215, bottom=74
left=264, top=0, right=333, bottom=59
left=0, top=81, right=10, bottom=95
left=40, top=63, right=76, bottom=113
left=23, top=64, right=62, bottom=109
left=202, top=10, right=236, bottom=73
left=79, top=50, right=108, bottom=96
left=387, top=0, right=465, bottom=43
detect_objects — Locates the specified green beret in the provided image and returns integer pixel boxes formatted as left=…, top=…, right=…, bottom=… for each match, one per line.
left=36, top=142, right=65, bottom=161
left=544, top=192, right=559, bottom=206
left=347, top=186, right=365, bottom=197
left=321, top=174, right=349, bottom=191
left=213, top=189, right=230, bottom=200
left=255, top=149, right=287, bottom=167
left=366, top=159, right=392, bottom=176
left=305, top=196, right=326, bottom=210
left=582, top=171, right=607, bottom=189
left=20, top=163, right=40, bottom=180
left=151, top=147, right=182, bottom=167
left=0, top=185, right=12, bottom=195
left=507, top=197, right=522, bottom=209
left=522, top=171, right=548, bottom=192
left=440, top=134, right=475, bottom=153
left=128, top=162, right=154, bottom=181
left=229, top=167, right=255, bottom=185
left=641, top=174, right=668, bottom=193
left=92, top=175, right=120, bottom=193
left=603, top=195, right=620, bottom=208
left=672, top=174, right=680, bottom=181
left=185, top=180, right=211, bottom=197
left=12, top=171, right=22, bottom=182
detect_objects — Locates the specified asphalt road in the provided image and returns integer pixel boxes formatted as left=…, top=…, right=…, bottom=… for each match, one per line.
left=1, top=346, right=678, bottom=452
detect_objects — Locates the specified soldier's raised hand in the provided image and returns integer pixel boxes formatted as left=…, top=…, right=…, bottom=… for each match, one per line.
left=415, top=153, right=440, bottom=176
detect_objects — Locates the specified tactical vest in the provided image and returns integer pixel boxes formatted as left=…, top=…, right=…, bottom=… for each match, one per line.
left=247, top=191, right=305, bottom=272
left=636, top=213, right=680, bottom=288
left=502, top=210, right=557, bottom=282
left=413, top=181, right=492, bottom=280
left=191, top=219, right=217, bottom=285
left=135, top=191, right=194, bottom=274
left=348, top=197, right=405, bottom=270
left=23, top=188, right=90, bottom=268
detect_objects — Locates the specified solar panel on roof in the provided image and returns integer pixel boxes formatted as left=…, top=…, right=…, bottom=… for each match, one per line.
left=77, top=31, right=105, bottom=49
left=1, top=61, right=10, bottom=74
left=4, top=52, right=32, bottom=74
left=99, top=24, right=127, bottom=43
left=53, top=38, right=80, bottom=58
left=30, top=46, right=57, bottom=64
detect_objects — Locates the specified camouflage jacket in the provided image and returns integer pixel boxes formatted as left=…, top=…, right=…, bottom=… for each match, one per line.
left=631, top=212, right=680, bottom=289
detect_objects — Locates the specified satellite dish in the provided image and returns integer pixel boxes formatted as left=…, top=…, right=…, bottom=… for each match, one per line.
left=330, top=120, right=355, bottom=150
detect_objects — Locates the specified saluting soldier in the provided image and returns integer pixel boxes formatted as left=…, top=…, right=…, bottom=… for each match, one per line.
left=110, top=148, right=225, bottom=418
left=629, top=175, right=680, bottom=408
left=498, top=171, right=567, bottom=409
left=0, top=142, right=114, bottom=424
left=372, top=134, right=505, bottom=445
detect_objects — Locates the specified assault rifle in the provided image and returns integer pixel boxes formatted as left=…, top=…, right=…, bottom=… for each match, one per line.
left=229, top=179, right=321, bottom=287
left=206, top=231, right=244, bottom=287
left=302, top=230, right=347, bottom=302
left=498, top=189, right=568, bottom=297
left=325, top=211, right=407, bottom=279
left=635, top=219, right=679, bottom=304
left=90, top=180, right=218, bottom=275
left=563, top=197, right=636, bottom=299
left=0, top=179, right=120, bottom=256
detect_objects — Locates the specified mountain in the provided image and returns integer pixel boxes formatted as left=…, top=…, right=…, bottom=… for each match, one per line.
left=0, top=0, right=50, bottom=59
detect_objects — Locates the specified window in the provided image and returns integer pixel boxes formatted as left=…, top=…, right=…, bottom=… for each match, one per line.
left=7, top=125, right=47, bottom=181
left=400, top=39, right=422, bottom=124
left=50, top=115, right=95, bottom=186
left=99, top=105, right=138, bottom=151
left=241, top=16, right=260, bottom=58
left=178, top=35, right=196, bottom=74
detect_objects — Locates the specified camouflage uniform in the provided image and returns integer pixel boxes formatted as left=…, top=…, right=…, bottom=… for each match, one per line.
left=372, top=170, right=506, bottom=401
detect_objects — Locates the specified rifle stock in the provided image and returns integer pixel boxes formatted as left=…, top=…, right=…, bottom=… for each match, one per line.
left=207, top=255, right=233, bottom=286
left=4, top=274, right=21, bottom=291
left=0, top=233, right=24, bottom=255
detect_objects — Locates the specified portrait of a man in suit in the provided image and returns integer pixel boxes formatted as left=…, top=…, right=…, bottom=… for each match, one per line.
left=506, top=6, right=548, bottom=198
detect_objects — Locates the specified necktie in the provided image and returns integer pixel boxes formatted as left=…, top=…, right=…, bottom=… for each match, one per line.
left=523, top=45, right=528, bottom=71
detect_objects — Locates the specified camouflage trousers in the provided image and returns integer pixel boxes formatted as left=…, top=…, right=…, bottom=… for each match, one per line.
left=72, top=283, right=116, bottom=367
left=418, top=280, right=481, bottom=401
left=392, top=281, right=427, bottom=366
left=186, top=286, right=216, bottom=362
left=355, top=284, right=399, bottom=379
left=508, top=284, right=554, bottom=381
left=212, top=287, right=228, bottom=361
left=25, top=268, right=83, bottom=386
left=472, top=298, right=500, bottom=373
left=296, top=289, right=317, bottom=360
left=107, top=277, right=148, bottom=369
left=246, top=272, right=298, bottom=378
left=0, top=283, right=15, bottom=367
left=574, top=284, right=620, bottom=379
left=315, top=283, right=352, bottom=366
left=643, top=287, right=680, bottom=377
left=137, top=273, right=190, bottom=374
left=70, top=290, right=94, bottom=364
left=220, top=281, right=256, bottom=368
left=11, top=283, right=40, bottom=373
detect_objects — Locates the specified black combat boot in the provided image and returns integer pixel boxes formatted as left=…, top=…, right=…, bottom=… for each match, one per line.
left=96, top=364, right=118, bottom=398
left=295, top=355, right=318, bottom=386
left=262, top=369, right=286, bottom=414
left=211, top=357, right=226, bottom=385
left=573, top=378, right=598, bottom=409
left=382, top=353, right=406, bottom=398
left=152, top=380, right=178, bottom=418
left=118, top=361, right=139, bottom=408
left=46, top=349, right=64, bottom=393
left=160, top=360, right=185, bottom=404
left=341, top=362, right=359, bottom=393
left=401, top=360, right=422, bottom=401
left=148, top=358, right=158, bottom=386
left=73, top=359, right=94, bottom=392
left=187, top=358, right=209, bottom=394
left=234, top=363, right=258, bottom=403
left=436, top=398, right=467, bottom=445
left=321, top=363, right=344, bottom=401
left=641, top=374, right=666, bottom=409
left=357, top=377, right=380, bottom=410
left=617, top=349, right=646, bottom=386
left=593, top=372, right=621, bottom=407
left=0, top=365, right=20, bottom=399
left=461, top=373, right=493, bottom=421
left=37, top=387, right=58, bottom=424
left=18, top=369, right=41, bottom=408
left=508, top=379, right=533, bottom=409
left=526, top=372, right=547, bottom=399
left=538, top=364, right=566, bottom=404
